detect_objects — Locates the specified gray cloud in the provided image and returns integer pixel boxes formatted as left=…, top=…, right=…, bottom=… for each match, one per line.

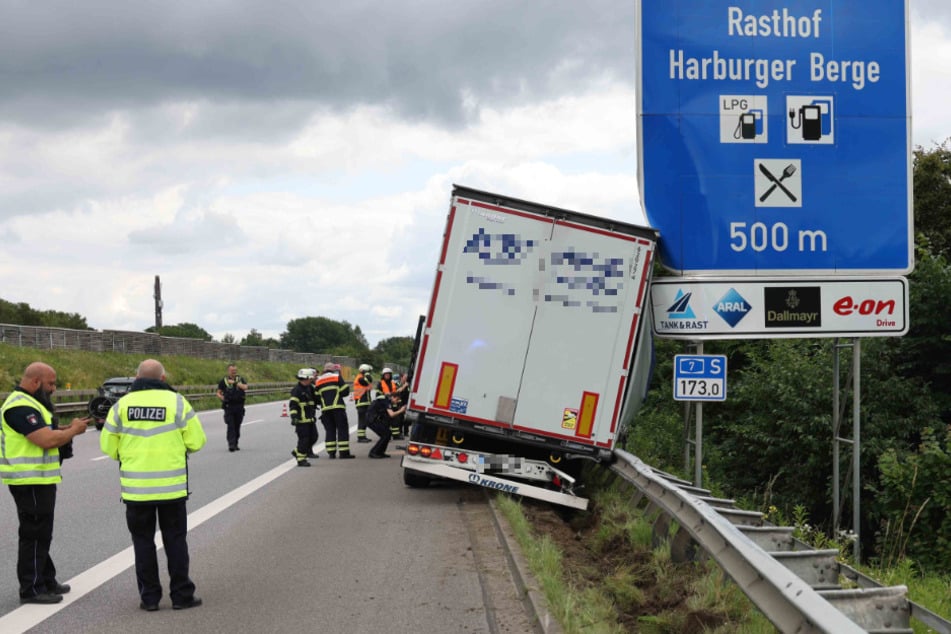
left=912, top=0, right=951, bottom=23
left=0, top=0, right=635, bottom=130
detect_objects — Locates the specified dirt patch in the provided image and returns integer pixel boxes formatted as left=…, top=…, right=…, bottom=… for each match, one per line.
left=520, top=500, right=736, bottom=633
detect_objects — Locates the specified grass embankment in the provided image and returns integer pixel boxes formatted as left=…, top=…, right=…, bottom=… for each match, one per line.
left=0, top=342, right=306, bottom=389
left=0, top=343, right=303, bottom=411
left=496, top=486, right=776, bottom=633
left=497, top=476, right=951, bottom=633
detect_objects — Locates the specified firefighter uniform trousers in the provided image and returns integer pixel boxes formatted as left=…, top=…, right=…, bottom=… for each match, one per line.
left=355, top=402, right=369, bottom=441
left=315, top=369, right=351, bottom=458
left=321, top=408, right=350, bottom=458
left=293, top=421, right=317, bottom=461
left=353, top=371, right=372, bottom=442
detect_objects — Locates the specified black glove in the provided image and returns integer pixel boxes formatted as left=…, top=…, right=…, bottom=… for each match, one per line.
left=290, top=416, right=300, bottom=426
left=59, top=439, right=74, bottom=462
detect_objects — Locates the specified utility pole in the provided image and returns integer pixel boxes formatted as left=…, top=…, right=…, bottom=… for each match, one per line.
left=154, top=275, right=163, bottom=332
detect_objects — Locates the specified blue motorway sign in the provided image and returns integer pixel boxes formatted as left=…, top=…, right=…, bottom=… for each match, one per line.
left=636, top=0, right=912, bottom=276
left=673, top=354, right=727, bottom=401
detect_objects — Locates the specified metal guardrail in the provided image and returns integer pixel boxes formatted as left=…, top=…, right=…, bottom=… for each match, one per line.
left=610, top=450, right=950, bottom=633
left=0, top=383, right=297, bottom=417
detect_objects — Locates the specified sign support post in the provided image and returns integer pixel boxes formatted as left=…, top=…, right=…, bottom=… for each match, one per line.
left=695, top=342, right=703, bottom=487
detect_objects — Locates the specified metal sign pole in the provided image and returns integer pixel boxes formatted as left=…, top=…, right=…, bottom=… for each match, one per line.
left=832, top=338, right=841, bottom=533
left=695, top=341, right=703, bottom=487
left=853, top=338, right=862, bottom=562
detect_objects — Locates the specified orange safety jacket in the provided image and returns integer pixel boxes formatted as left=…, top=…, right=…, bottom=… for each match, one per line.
left=353, top=373, right=372, bottom=407
left=378, top=377, right=396, bottom=396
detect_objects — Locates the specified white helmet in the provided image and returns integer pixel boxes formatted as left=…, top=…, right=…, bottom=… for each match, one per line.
left=359, top=363, right=372, bottom=373
left=297, top=368, right=314, bottom=380
left=382, top=367, right=393, bottom=375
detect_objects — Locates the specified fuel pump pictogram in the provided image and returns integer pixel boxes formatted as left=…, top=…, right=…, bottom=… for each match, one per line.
left=719, top=95, right=768, bottom=144
left=733, top=109, right=764, bottom=140
left=786, top=96, right=834, bottom=144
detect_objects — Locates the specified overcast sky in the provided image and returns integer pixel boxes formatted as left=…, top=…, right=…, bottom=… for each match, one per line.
left=0, top=1, right=947, bottom=348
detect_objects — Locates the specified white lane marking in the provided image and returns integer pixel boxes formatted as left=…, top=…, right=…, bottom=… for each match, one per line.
left=0, top=430, right=342, bottom=632
left=88, top=403, right=283, bottom=461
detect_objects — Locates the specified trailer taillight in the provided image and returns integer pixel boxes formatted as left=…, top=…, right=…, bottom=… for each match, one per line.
left=420, top=445, right=433, bottom=458
left=456, top=452, right=468, bottom=464
left=407, top=444, right=420, bottom=456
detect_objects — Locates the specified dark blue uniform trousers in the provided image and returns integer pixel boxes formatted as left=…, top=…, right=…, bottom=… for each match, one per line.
left=125, top=499, right=197, bottom=605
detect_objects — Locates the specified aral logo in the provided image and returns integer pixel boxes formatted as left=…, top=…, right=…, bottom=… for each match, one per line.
left=713, top=288, right=751, bottom=327
left=666, top=290, right=696, bottom=319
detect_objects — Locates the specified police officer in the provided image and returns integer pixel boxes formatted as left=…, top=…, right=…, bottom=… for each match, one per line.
left=100, top=359, right=206, bottom=612
left=1, top=362, right=89, bottom=604
left=353, top=363, right=373, bottom=443
left=365, top=393, right=405, bottom=458
left=289, top=368, right=318, bottom=466
left=315, top=362, right=352, bottom=458
left=216, top=364, right=248, bottom=452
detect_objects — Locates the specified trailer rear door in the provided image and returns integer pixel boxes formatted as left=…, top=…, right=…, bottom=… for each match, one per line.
left=411, top=187, right=656, bottom=450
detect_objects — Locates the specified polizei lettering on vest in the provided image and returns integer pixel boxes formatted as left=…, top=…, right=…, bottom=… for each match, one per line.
left=467, top=472, right=520, bottom=494
left=127, top=406, right=168, bottom=421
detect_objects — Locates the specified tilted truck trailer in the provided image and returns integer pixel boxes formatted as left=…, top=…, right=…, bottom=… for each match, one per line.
left=401, top=185, right=659, bottom=509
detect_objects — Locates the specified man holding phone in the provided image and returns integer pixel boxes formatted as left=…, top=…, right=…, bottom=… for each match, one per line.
left=0, top=362, right=89, bottom=604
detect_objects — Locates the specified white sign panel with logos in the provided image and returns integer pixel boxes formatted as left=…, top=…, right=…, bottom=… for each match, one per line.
left=651, top=278, right=907, bottom=339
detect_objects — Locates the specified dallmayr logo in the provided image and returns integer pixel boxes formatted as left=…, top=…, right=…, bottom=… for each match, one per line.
left=713, top=288, right=751, bottom=328
left=764, top=287, right=821, bottom=327
left=660, top=290, right=709, bottom=330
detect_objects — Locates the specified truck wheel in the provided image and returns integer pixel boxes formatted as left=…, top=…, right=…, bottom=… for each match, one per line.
left=403, top=469, right=430, bottom=488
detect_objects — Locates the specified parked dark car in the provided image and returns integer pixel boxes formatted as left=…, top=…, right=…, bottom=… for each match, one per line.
left=87, top=377, right=135, bottom=430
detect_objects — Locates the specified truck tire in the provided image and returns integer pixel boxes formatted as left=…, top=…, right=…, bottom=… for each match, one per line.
left=403, top=469, right=430, bottom=488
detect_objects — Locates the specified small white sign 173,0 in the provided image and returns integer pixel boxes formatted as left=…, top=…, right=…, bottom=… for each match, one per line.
left=673, top=354, right=727, bottom=401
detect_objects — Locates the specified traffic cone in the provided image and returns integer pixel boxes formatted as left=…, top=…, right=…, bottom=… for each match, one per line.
left=281, top=403, right=288, bottom=417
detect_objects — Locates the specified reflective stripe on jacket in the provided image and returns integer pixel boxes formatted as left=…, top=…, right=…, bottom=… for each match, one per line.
left=289, top=383, right=317, bottom=423
left=315, top=372, right=348, bottom=410
left=0, top=391, right=61, bottom=485
left=100, top=389, right=206, bottom=502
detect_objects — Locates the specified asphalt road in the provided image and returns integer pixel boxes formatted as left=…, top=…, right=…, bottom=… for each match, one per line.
left=0, top=401, right=537, bottom=634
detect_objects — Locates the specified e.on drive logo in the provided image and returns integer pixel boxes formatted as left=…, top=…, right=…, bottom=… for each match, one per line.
left=833, top=295, right=898, bottom=327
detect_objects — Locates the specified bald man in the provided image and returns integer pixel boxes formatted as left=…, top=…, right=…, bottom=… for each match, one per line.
left=1, top=362, right=90, bottom=604
left=101, top=358, right=206, bottom=611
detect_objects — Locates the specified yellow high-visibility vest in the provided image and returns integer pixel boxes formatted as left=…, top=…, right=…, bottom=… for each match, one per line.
left=100, top=389, right=206, bottom=502
left=0, top=391, right=61, bottom=485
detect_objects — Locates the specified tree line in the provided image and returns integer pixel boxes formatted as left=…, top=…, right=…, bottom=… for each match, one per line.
left=630, top=139, right=951, bottom=571
left=144, top=319, right=416, bottom=369
left=0, top=304, right=414, bottom=369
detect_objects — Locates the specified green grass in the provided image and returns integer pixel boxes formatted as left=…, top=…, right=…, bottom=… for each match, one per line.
left=496, top=489, right=777, bottom=633
left=0, top=342, right=311, bottom=392
left=496, top=495, right=626, bottom=633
